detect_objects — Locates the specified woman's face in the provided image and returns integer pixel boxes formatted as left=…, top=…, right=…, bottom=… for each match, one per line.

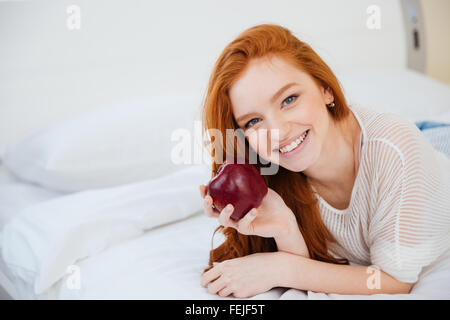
left=229, top=55, right=334, bottom=172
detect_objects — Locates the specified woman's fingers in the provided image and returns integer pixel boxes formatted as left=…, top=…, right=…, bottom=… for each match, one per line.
left=201, top=264, right=222, bottom=287
left=218, top=286, right=233, bottom=297
left=203, top=195, right=220, bottom=218
left=200, top=185, right=218, bottom=218
left=206, top=275, right=228, bottom=295
left=200, top=184, right=240, bottom=230
left=218, top=204, right=238, bottom=229
left=237, top=208, right=257, bottom=235
left=200, top=184, right=221, bottom=218
left=199, top=185, right=207, bottom=198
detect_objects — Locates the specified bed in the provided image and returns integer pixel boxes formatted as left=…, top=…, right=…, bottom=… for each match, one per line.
left=1, top=146, right=449, bottom=300
left=1, top=69, right=450, bottom=302
left=1, top=66, right=450, bottom=300
left=0, top=69, right=450, bottom=299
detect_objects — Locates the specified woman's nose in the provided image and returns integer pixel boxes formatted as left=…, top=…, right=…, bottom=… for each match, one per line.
left=265, top=112, right=289, bottom=133
left=265, top=117, right=291, bottom=150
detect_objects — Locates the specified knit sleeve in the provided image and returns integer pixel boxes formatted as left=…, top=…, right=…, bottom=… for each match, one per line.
left=368, top=115, right=450, bottom=283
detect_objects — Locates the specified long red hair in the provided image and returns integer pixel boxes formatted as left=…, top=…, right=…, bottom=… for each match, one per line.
left=201, top=24, right=349, bottom=273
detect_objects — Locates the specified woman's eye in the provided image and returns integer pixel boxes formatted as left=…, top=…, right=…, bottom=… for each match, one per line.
left=282, top=94, right=298, bottom=107
left=243, top=94, right=298, bottom=129
left=244, top=118, right=260, bottom=129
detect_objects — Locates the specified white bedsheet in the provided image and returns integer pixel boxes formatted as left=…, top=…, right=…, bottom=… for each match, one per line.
left=1, top=164, right=217, bottom=297
left=0, top=165, right=65, bottom=299
left=279, top=248, right=450, bottom=300
left=50, top=214, right=450, bottom=300
left=0, top=167, right=64, bottom=231
left=53, top=213, right=287, bottom=300
left=2, top=165, right=449, bottom=300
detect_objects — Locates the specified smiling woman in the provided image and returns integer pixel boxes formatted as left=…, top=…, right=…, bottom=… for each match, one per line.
left=228, top=55, right=358, bottom=176
left=199, top=23, right=450, bottom=298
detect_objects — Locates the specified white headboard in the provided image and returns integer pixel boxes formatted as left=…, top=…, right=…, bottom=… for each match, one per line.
left=0, top=0, right=408, bottom=152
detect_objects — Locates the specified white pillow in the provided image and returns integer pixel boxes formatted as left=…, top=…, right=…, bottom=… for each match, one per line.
left=337, top=66, right=450, bottom=123
left=2, top=94, right=204, bottom=192
left=1, top=164, right=210, bottom=295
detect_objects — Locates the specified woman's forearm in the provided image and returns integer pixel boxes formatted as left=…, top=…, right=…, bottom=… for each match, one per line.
left=272, top=251, right=414, bottom=295
left=274, top=229, right=309, bottom=258
left=274, top=214, right=310, bottom=258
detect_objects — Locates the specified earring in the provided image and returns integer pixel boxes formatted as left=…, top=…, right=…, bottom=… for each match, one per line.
left=327, top=102, right=335, bottom=108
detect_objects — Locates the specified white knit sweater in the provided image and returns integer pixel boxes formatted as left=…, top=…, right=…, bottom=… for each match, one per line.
left=313, top=104, right=450, bottom=283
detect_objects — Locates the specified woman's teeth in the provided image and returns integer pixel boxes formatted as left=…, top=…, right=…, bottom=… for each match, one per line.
left=279, top=130, right=309, bottom=153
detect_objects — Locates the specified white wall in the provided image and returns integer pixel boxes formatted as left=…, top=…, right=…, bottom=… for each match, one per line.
left=420, top=0, right=450, bottom=85
left=0, top=0, right=406, bottom=152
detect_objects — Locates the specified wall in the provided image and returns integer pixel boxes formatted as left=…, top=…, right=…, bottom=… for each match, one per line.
left=420, top=0, right=450, bottom=85
left=0, top=0, right=406, bottom=152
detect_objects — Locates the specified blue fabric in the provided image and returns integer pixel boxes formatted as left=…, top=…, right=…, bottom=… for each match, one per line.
left=415, top=121, right=450, bottom=131
left=415, top=121, right=450, bottom=158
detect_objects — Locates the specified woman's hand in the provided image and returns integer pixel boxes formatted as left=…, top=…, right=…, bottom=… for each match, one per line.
left=199, top=185, right=297, bottom=239
left=200, top=252, right=280, bottom=298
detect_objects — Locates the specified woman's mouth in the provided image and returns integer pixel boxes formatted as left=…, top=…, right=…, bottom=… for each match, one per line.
left=277, top=129, right=310, bottom=156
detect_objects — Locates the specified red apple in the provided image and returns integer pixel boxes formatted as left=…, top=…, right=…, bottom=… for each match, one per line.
left=206, top=157, right=268, bottom=221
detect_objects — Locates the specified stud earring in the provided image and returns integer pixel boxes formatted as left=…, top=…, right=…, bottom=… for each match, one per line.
left=327, top=102, right=335, bottom=108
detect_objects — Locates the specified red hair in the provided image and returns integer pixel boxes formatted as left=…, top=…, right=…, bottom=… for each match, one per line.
left=201, top=24, right=349, bottom=273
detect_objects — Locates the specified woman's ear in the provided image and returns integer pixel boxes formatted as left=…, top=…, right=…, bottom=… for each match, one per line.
left=322, top=85, right=334, bottom=104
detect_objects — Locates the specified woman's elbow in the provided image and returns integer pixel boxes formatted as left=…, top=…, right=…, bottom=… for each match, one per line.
left=400, top=282, right=414, bottom=294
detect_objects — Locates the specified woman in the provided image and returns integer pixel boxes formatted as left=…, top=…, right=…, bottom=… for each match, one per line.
left=198, top=24, right=450, bottom=298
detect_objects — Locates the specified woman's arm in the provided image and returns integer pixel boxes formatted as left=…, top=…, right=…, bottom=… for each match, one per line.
left=272, top=251, right=414, bottom=295
left=274, top=216, right=310, bottom=258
